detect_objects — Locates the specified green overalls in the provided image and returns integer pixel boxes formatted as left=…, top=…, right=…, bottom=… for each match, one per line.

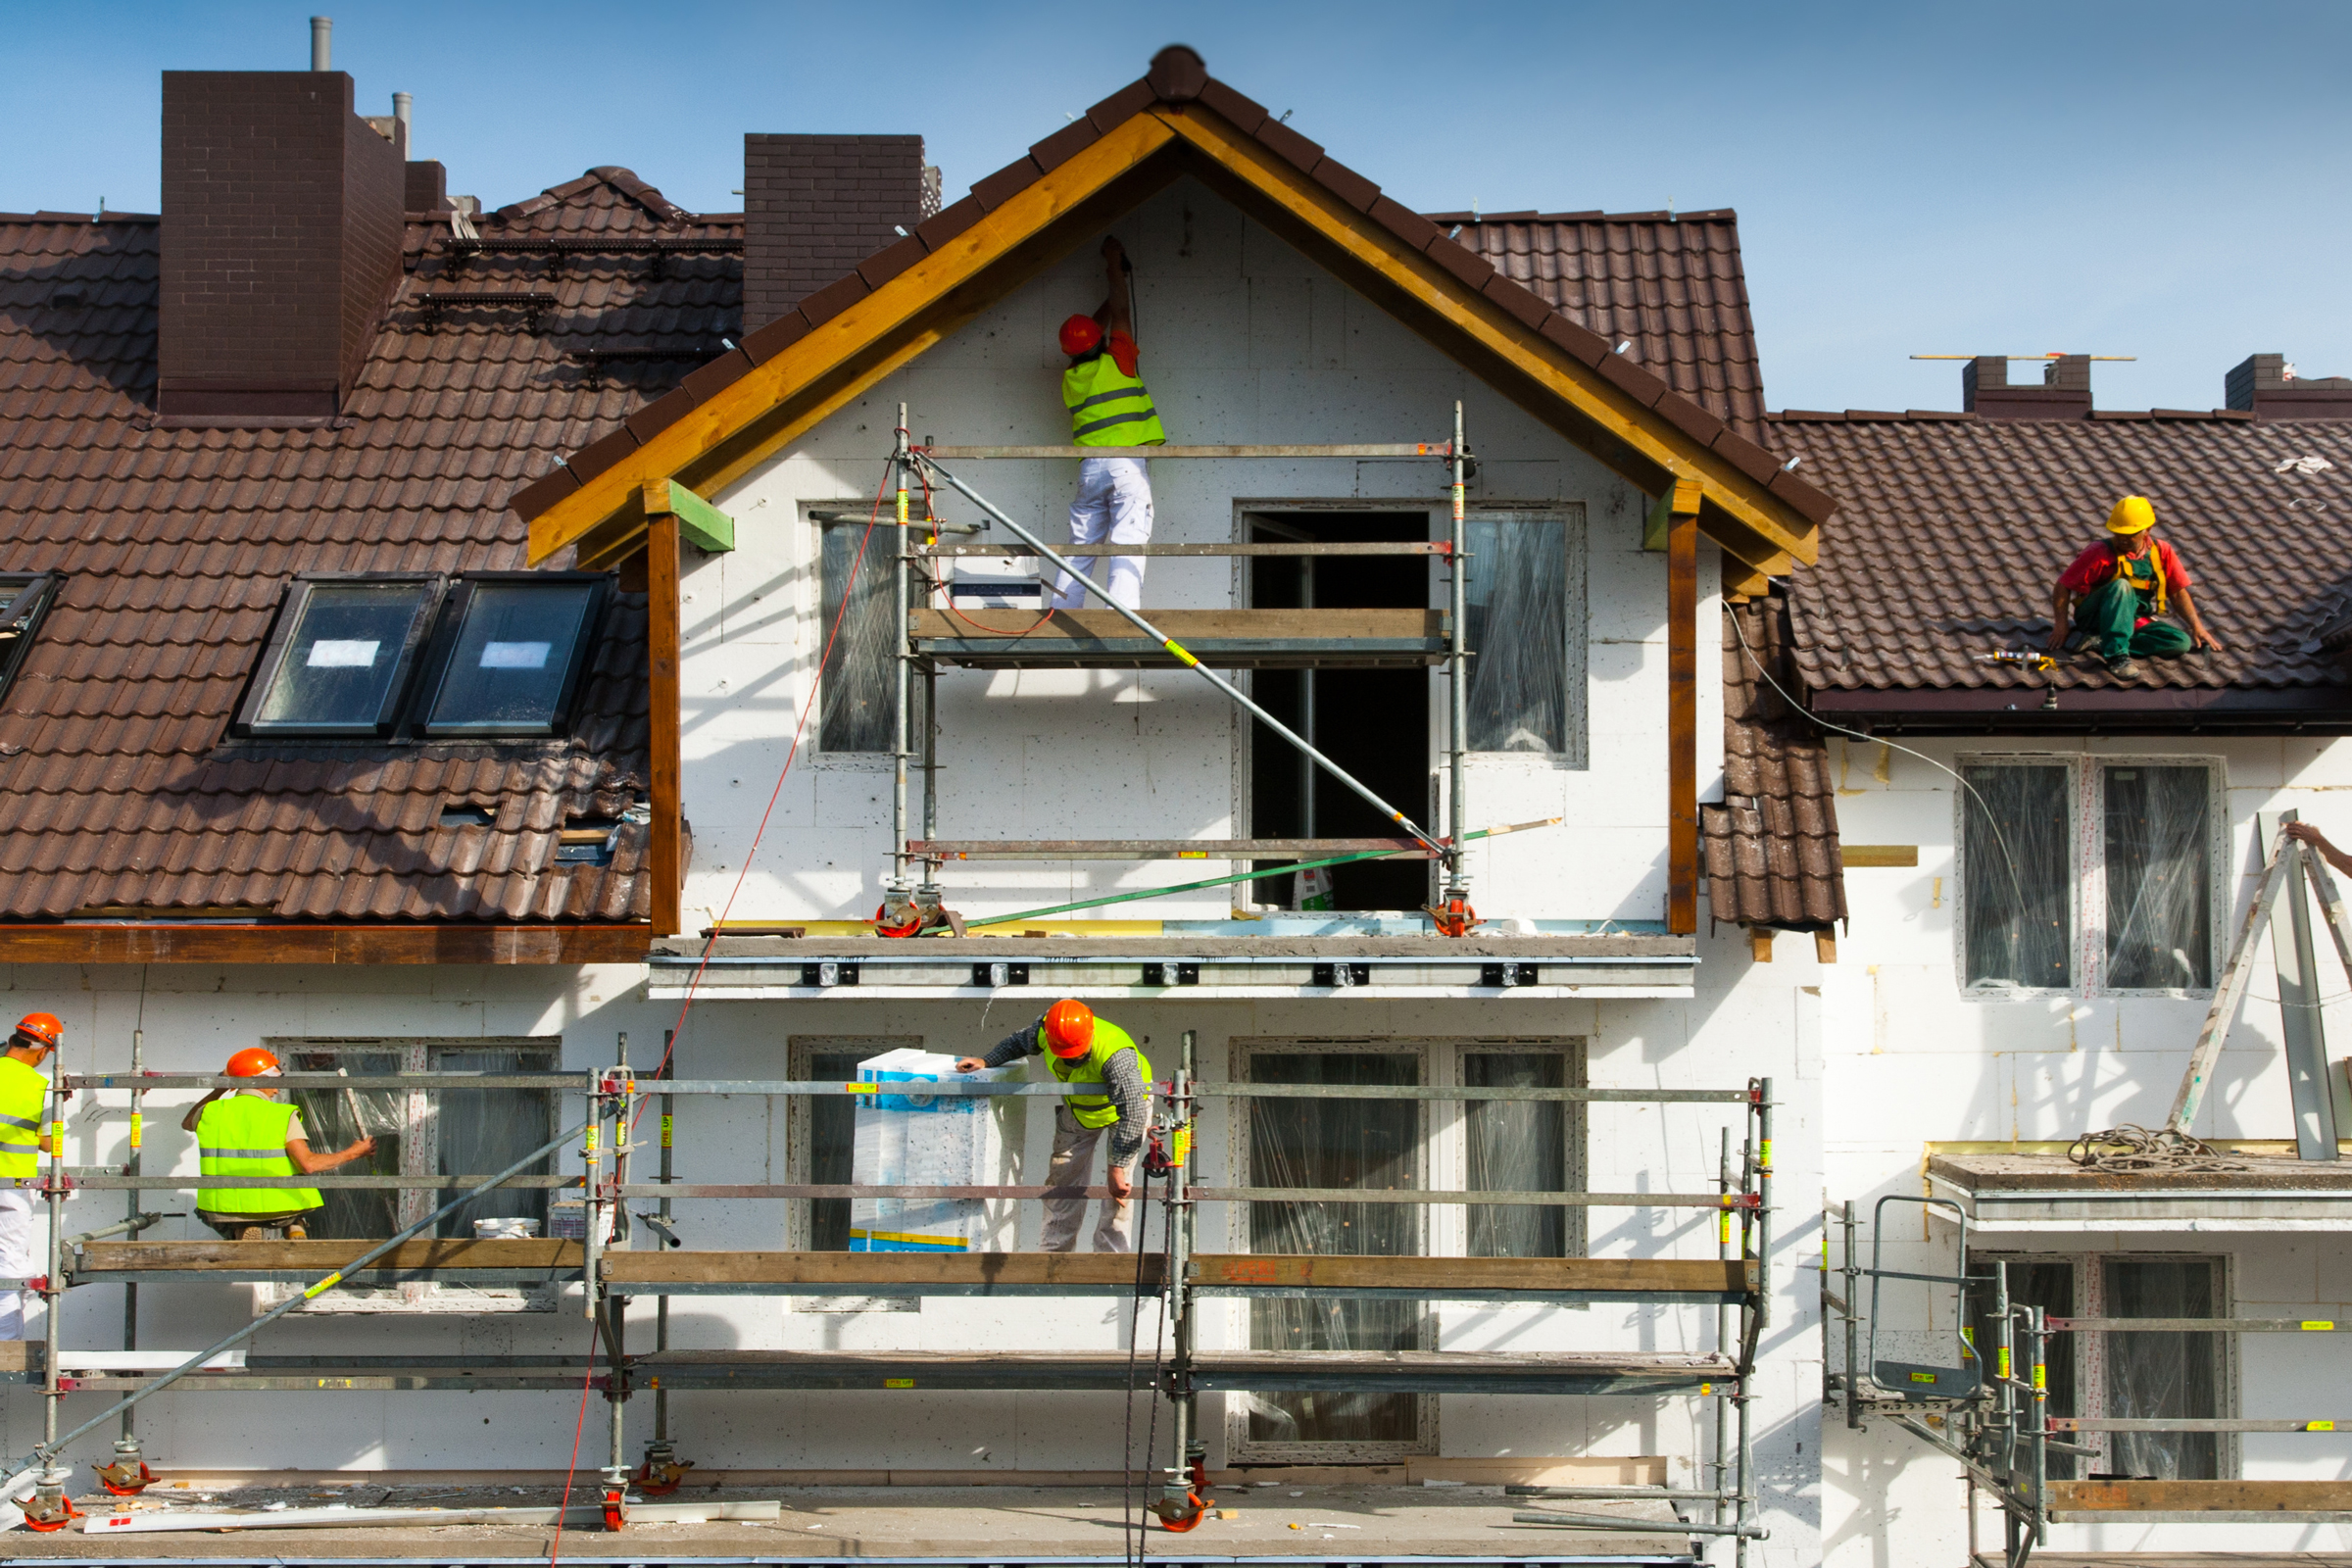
left=2073, top=545, right=2193, bottom=662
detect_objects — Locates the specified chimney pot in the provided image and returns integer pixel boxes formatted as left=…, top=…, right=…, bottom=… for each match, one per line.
left=2228, top=352, right=2352, bottom=419
left=1962, top=355, right=2094, bottom=420
left=310, top=16, right=330, bottom=72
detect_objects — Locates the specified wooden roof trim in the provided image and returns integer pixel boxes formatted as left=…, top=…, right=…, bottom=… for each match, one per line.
left=1152, top=105, right=1816, bottom=565
left=529, top=114, right=1181, bottom=566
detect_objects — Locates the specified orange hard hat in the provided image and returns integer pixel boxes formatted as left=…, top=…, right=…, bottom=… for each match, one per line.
left=1043, top=1000, right=1096, bottom=1058
left=12, top=1013, right=62, bottom=1050
left=225, top=1047, right=281, bottom=1078
left=1058, top=314, right=1102, bottom=358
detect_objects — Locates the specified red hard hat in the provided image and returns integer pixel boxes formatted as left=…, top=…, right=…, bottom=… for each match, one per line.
left=1043, top=1000, right=1096, bottom=1058
left=225, top=1047, right=281, bottom=1078
left=13, top=1013, right=62, bottom=1050
left=1058, top=314, right=1102, bottom=357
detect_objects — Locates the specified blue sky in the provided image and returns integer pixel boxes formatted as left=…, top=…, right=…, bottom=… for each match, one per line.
left=6, top=1, right=2347, bottom=413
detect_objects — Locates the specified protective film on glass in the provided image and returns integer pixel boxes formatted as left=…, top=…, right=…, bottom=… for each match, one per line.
left=423, top=582, right=596, bottom=735
left=1464, top=514, right=1568, bottom=754
left=251, top=582, right=435, bottom=733
left=2103, top=766, right=2214, bottom=990
left=1962, top=764, right=2073, bottom=990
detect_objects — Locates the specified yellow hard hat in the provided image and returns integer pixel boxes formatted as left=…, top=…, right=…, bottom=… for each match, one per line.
left=2106, top=496, right=2156, bottom=535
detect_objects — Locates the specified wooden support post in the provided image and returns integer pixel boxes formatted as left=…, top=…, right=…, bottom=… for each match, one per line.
left=1749, top=929, right=1774, bottom=963
left=1667, top=478, right=1703, bottom=935
left=1814, top=929, right=1838, bottom=964
left=645, top=495, right=683, bottom=939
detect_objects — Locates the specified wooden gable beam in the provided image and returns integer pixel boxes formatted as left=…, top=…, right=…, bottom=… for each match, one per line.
left=1153, top=104, right=1818, bottom=568
left=529, top=114, right=1182, bottom=566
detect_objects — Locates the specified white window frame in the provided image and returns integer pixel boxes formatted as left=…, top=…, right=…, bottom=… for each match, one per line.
left=1955, top=754, right=2228, bottom=1000
left=785, top=1035, right=921, bottom=1314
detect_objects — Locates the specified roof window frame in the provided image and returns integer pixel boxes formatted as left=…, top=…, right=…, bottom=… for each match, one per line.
left=232, top=572, right=447, bottom=739
left=411, top=570, right=612, bottom=741
left=0, top=571, right=63, bottom=709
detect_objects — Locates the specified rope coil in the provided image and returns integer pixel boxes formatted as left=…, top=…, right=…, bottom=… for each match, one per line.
left=2067, top=1123, right=2255, bottom=1173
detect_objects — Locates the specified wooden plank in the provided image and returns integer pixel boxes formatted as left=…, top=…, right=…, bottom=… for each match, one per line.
left=925, top=444, right=1451, bottom=460
left=601, top=1250, right=1163, bottom=1288
left=647, top=510, right=683, bottom=938
left=914, top=608, right=1440, bottom=641
left=1155, top=105, right=1818, bottom=567
left=78, top=1240, right=584, bottom=1272
left=1666, top=481, right=1700, bottom=935
left=2048, top=1479, right=2352, bottom=1513
left=1188, top=1255, right=1752, bottom=1296
left=909, top=838, right=1432, bottom=860
left=0, top=925, right=651, bottom=966
left=1842, top=845, right=1920, bottom=867
left=527, top=115, right=1182, bottom=564
left=925, top=542, right=1446, bottom=558
left=643, top=477, right=735, bottom=554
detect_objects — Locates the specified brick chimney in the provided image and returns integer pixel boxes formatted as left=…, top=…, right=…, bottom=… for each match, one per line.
left=2226, top=354, right=2352, bottom=420
left=743, top=135, right=941, bottom=331
left=158, top=71, right=406, bottom=425
left=1962, top=355, right=2094, bottom=420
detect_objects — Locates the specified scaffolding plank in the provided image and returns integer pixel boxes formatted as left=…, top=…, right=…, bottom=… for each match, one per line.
left=922, top=444, right=1451, bottom=459
left=908, top=838, right=1433, bottom=860
left=911, top=608, right=1446, bottom=669
left=923, top=542, right=1447, bottom=558
left=77, top=1239, right=584, bottom=1272
left=1189, top=1255, right=1754, bottom=1298
left=599, top=1250, right=1165, bottom=1293
left=2047, top=1479, right=2352, bottom=1514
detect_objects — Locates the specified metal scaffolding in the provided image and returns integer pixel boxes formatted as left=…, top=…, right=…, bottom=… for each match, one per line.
left=5, top=1037, right=1775, bottom=1557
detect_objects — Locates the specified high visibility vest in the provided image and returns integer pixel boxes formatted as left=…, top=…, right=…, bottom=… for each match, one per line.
left=1062, top=349, right=1166, bottom=447
left=1042, top=1019, right=1152, bottom=1130
left=0, top=1056, right=48, bottom=1180
left=196, top=1095, right=320, bottom=1215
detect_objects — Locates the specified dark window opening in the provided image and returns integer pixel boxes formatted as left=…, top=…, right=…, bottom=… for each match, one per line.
left=1464, top=1048, right=1583, bottom=1258
left=818, top=514, right=916, bottom=755
left=2103, top=765, right=2214, bottom=989
left=1961, top=763, right=2073, bottom=990
left=418, top=574, right=609, bottom=737
left=0, top=572, right=61, bottom=709
left=1966, top=1259, right=2079, bottom=1480
left=1249, top=513, right=1430, bottom=912
left=236, top=576, right=441, bottom=737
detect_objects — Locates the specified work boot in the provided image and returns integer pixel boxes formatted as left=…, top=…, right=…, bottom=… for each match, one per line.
left=285, top=1223, right=309, bottom=1241
left=2106, top=656, right=2144, bottom=680
left=238, top=1226, right=265, bottom=1242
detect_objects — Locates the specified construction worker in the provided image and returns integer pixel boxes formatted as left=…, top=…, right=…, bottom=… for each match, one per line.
left=1054, top=235, right=1164, bottom=611
left=182, top=1048, right=375, bottom=1241
left=2044, top=495, right=2222, bottom=678
left=0, top=1013, right=62, bottom=1339
left=2285, top=820, right=2352, bottom=876
left=956, top=1000, right=1151, bottom=1252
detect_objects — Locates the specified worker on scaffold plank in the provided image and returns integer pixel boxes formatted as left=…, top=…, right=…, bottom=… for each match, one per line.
left=183, top=1048, right=376, bottom=1241
left=957, top=1000, right=1151, bottom=1251
left=0, top=1012, right=62, bottom=1339
left=1054, top=236, right=1164, bottom=610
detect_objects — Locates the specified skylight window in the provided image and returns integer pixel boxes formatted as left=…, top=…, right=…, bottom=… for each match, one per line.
left=417, top=574, right=609, bottom=738
left=0, top=572, right=61, bottom=706
left=235, top=576, right=441, bottom=736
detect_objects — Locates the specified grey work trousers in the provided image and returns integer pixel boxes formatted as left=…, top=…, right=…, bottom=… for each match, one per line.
left=1041, top=1103, right=1139, bottom=1253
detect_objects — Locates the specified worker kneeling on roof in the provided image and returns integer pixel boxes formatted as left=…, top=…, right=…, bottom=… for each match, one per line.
left=1054, top=235, right=1164, bottom=612
left=2045, top=495, right=2222, bottom=678
left=0, top=1012, right=64, bottom=1339
left=185, top=1049, right=376, bottom=1242
left=958, top=1000, right=1151, bottom=1253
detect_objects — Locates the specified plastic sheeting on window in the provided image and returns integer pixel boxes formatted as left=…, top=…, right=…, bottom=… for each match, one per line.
left=2103, top=766, right=2214, bottom=990
left=2105, top=1257, right=2221, bottom=1480
left=291, top=1051, right=403, bottom=1241
left=1464, top=515, right=1568, bottom=755
left=1464, top=1052, right=1577, bottom=1258
left=1246, top=1052, right=1420, bottom=1446
left=433, top=1048, right=557, bottom=1239
left=819, top=520, right=900, bottom=754
left=1962, top=764, right=2073, bottom=990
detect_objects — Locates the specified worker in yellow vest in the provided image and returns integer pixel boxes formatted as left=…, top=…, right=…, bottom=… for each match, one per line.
left=182, top=1048, right=375, bottom=1241
left=1053, top=235, right=1165, bottom=611
left=957, top=999, right=1152, bottom=1252
left=0, top=1012, right=62, bottom=1339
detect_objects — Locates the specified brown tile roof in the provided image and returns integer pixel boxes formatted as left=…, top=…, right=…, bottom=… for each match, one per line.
left=0, top=172, right=737, bottom=922
left=1435, top=210, right=1765, bottom=441
left=510, top=47, right=1829, bottom=538
left=1766, top=410, right=2352, bottom=705
left=1704, top=592, right=1845, bottom=931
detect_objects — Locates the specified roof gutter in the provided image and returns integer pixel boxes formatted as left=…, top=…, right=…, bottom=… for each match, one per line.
left=1811, top=683, right=2352, bottom=735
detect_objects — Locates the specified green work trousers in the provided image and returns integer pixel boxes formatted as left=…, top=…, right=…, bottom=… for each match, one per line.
left=2069, top=577, right=2194, bottom=661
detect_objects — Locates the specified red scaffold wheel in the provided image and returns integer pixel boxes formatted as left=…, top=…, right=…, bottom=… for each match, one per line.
left=1429, top=894, right=1479, bottom=938
left=631, top=1457, right=693, bottom=1496
left=1152, top=1492, right=1207, bottom=1533
left=24, top=1494, right=81, bottom=1533
left=94, top=1458, right=155, bottom=1496
left=871, top=902, right=924, bottom=940
left=602, top=1488, right=628, bottom=1533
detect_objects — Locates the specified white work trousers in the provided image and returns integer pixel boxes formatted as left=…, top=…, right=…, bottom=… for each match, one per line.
left=1040, top=1103, right=1138, bottom=1253
left=0, top=1184, right=35, bottom=1340
left=1055, top=456, right=1153, bottom=610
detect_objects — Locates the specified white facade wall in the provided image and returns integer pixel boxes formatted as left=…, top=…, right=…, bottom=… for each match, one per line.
left=1821, top=733, right=2352, bottom=1563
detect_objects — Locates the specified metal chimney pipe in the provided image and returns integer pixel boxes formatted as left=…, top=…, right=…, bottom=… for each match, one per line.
left=310, top=16, right=331, bottom=72
left=392, top=91, right=412, bottom=154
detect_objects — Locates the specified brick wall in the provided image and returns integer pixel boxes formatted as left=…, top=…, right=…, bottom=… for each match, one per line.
left=159, top=71, right=405, bottom=423
left=405, top=160, right=448, bottom=213
left=743, top=134, right=938, bottom=330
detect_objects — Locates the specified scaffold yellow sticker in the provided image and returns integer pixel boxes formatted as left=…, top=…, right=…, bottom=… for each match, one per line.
left=2303, top=1320, right=2336, bottom=1331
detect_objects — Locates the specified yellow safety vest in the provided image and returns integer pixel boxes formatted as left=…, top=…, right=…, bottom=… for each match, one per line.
left=0, top=1056, right=48, bottom=1180
left=1062, top=350, right=1166, bottom=447
left=1043, top=1019, right=1152, bottom=1130
left=196, top=1095, right=320, bottom=1215
left=2115, top=542, right=2169, bottom=613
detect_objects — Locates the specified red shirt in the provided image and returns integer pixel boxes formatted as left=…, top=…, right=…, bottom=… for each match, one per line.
left=2055, top=538, right=2191, bottom=597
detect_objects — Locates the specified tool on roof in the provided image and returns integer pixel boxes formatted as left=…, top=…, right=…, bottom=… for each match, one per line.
left=1971, top=649, right=2056, bottom=673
